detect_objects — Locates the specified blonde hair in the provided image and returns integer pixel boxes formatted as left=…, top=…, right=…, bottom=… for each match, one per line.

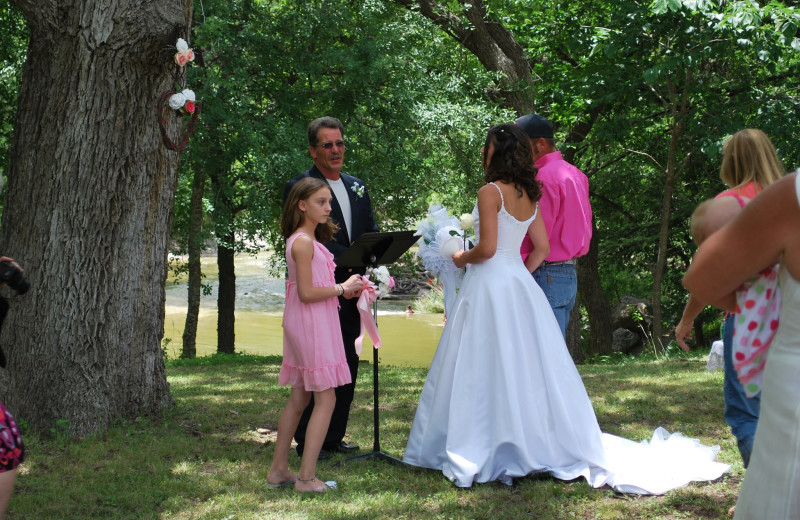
left=280, top=177, right=339, bottom=242
left=720, top=129, right=784, bottom=190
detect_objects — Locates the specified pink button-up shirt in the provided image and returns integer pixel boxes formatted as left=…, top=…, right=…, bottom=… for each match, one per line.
left=520, top=151, right=592, bottom=263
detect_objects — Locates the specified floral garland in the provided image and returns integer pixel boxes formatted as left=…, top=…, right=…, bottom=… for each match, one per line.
left=157, top=38, right=201, bottom=152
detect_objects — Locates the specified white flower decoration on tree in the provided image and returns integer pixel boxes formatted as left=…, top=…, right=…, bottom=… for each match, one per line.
left=168, top=89, right=198, bottom=115
left=174, top=38, right=195, bottom=67
left=168, top=92, right=186, bottom=110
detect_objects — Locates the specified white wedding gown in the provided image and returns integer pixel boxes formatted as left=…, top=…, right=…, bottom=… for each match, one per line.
left=403, top=184, right=729, bottom=493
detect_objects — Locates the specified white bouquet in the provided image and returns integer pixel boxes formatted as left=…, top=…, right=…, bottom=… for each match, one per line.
left=371, top=266, right=395, bottom=298
left=415, top=204, right=476, bottom=314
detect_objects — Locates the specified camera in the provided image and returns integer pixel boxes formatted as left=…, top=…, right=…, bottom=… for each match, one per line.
left=0, top=261, right=30, bottom=295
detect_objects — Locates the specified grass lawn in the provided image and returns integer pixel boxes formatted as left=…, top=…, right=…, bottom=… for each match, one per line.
left=9, top=353, right=741, bottom=519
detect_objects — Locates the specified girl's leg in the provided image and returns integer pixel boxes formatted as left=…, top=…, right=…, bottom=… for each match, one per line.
left=268, top=387, right=310, bottom=485
left=0, top=468, right=17, bottom=519
left=295, top=388, right=336, bottom=492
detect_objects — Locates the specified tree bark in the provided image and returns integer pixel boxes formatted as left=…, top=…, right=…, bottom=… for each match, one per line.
left=577, top=219, right=614, bottom=356
left=0, top=1, right=192, bottom=436
left=181, top=169, right=206, bottom=358
left=651, top=72, right=691, bottom=350
left=565, top=304, right=585, bottom=364
left=216, top=234, right=236, bottom=354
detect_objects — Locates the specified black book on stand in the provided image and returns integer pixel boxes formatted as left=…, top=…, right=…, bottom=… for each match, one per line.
left=335, top=231, right=418, bottom=466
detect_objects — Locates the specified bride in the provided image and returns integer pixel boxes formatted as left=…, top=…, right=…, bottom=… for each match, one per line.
left=402, top=123, right=729, bottom=494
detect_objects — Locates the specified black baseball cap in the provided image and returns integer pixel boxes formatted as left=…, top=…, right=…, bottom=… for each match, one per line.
left=515, top=113, right=554, bottom=139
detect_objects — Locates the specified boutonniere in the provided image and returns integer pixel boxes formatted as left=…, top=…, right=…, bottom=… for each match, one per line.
left=350, top=182, right=365, bottom=198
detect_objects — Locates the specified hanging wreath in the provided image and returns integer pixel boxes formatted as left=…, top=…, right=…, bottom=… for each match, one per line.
left=157, top=90, right=201, bottom=152
left=157, top=38, right=201, bottom=152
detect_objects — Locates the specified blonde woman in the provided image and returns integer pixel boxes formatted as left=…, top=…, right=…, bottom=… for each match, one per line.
left=675, top=129, right=785, bottom=467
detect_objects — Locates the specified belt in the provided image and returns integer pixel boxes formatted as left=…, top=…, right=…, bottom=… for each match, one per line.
left=541, top=259, right=576, bottom=266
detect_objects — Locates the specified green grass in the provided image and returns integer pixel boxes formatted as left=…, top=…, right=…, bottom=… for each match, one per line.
left=10, top=354, right=740, bottom=519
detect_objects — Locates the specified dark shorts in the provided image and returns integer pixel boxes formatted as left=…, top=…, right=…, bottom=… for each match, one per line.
left=0, top=401, right=25, bottom=472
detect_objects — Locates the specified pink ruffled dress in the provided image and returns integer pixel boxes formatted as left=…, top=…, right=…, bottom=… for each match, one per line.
left=279, top=232, right=351, bottom=392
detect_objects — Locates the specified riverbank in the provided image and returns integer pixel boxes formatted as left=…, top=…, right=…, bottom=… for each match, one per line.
left=164, top=253, right=443, bottom=367
left=12, top=354, right=741, bottom=519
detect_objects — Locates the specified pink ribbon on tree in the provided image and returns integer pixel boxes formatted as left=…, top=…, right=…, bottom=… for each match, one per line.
left=354, top=275, right=382, bottom=355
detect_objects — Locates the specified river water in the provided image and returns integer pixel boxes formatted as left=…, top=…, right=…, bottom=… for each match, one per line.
left=163, top=255, right=443, bottom=368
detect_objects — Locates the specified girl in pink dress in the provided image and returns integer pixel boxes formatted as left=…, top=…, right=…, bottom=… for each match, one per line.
left=267, top=177, right=363, bottom=493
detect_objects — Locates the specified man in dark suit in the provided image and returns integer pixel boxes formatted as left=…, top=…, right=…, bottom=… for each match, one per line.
left=283, top=116, right=379, bottom=458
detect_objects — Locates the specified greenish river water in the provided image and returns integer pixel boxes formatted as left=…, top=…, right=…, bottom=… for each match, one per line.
left=164, top=255, right=443, bottom=368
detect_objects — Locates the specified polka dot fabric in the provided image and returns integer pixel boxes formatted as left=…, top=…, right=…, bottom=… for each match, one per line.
left=732, top=264, right=781, bottom=397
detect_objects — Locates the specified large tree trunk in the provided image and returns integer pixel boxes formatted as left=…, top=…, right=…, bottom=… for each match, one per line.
left=181, top=169, right=206, bottom=358
left=0, top=0, right=192, bottom=436
left=577, top=220, right=614, bottom=356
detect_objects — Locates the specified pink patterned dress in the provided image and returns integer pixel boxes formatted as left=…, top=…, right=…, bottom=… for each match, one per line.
left=279, top=232, right=351, bottom=392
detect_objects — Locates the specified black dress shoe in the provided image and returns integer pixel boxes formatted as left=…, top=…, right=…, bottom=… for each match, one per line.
left=323, top=441, right=360, bottom=454
left=295, top=445, right=331, bottom=460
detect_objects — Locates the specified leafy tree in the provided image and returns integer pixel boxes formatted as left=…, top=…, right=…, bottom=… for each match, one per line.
left=172, top=0, right=511, bottom=354
left=392, top=0, right=800, bottom=353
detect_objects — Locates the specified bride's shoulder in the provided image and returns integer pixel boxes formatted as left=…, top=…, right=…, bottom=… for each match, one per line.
left=478, top=182, right=503, bottom=196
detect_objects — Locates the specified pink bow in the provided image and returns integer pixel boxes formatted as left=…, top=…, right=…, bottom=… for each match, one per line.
left=354, top=275, right=382, bottom=355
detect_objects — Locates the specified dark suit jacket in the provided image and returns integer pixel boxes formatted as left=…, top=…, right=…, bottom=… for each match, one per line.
left=283, top=165, right=379, bottom=283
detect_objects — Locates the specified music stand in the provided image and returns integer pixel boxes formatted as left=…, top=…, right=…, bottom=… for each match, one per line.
left=336, top=231, right=418, bottom=465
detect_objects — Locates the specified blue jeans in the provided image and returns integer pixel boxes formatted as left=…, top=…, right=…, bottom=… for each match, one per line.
left=722, top=313, right=760, bottom=467
left=532, top=263, right=577, bottom=339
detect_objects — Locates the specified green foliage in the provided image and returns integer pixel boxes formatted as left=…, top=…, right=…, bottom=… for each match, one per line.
left=0, top=1, right=27, bottom=205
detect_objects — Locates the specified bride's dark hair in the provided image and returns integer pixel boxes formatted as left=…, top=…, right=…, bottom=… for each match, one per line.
left=482, top=123, right=542, bottom=202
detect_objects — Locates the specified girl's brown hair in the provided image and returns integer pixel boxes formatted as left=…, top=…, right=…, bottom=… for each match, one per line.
left=280, top=177, right=339, bottom=242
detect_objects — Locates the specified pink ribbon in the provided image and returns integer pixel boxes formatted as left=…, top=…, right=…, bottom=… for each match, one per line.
left=354, top=275, right=382, bottom=355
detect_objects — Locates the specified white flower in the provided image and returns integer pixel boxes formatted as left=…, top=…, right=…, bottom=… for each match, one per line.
left=168, top=92, right=186, bottom=110
left=350, top=182, right=365, bottom=198
left=373, top=266, right=390, bottom=286
left=181, top=89, right=196, bottom=102
left=439, top=236, right=462, bottom=258
left=371, top=266, right=395, bottom=298
left=176, top=38, right=190, bottom=52
left=460, top=213, right=474, bottom=230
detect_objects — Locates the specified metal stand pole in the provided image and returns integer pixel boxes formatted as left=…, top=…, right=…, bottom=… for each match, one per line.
left=342, top=282, right=406, bottom=466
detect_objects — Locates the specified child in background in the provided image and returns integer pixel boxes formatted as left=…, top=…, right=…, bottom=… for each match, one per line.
left=267, top=177, right=363, bottom=493
left=690, top=197, right=781, bottom=398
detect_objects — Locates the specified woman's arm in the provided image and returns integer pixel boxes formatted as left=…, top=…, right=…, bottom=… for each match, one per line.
left=524, top=206, right=550, bottom=273
left=453, top=185, right=500, bottom=268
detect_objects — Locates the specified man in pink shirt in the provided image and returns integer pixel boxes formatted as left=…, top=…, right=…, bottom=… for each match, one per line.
left=515, top=113, right=592, bottom=338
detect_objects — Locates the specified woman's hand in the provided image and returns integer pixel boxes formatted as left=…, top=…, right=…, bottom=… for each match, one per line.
left=452, top=249, right=467, bottom=269
left=674, top=319, right=693, bottom=352
left=341, top=274, right=364, bottom=299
